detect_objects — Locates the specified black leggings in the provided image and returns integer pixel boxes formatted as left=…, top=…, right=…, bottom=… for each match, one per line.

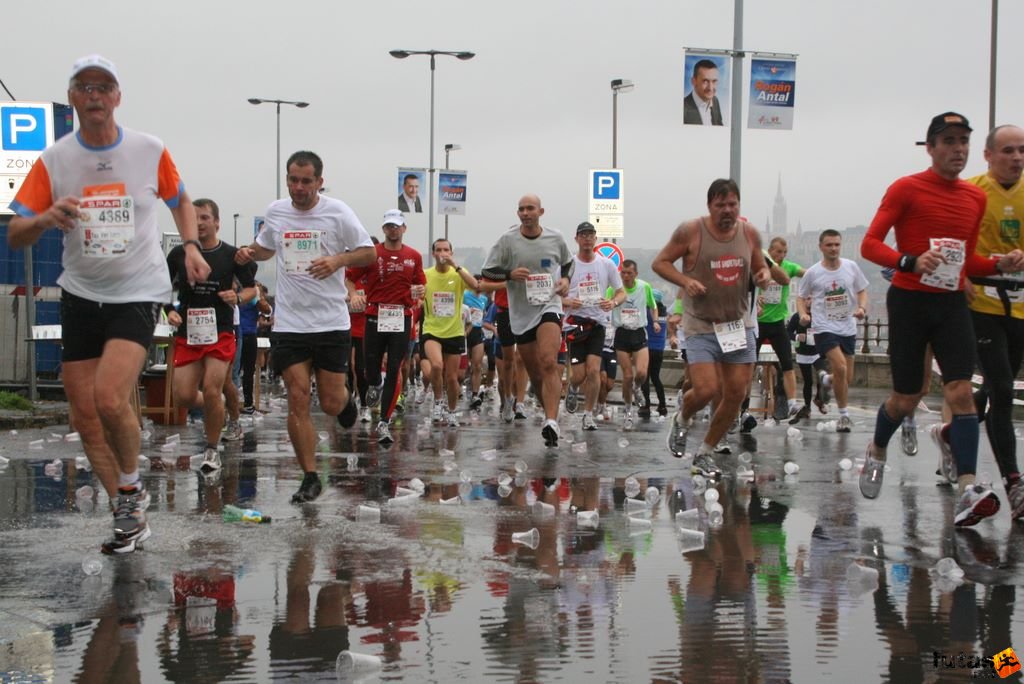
left=642, top=348, right=666, bottom=409
left=798, top=357, right=829, bottom=405
left=352, top=336, right=368, bottom=405
left=364, top=316, right=412, bottom=420
left=240, top=333, right=258, bottom=407
left=972, top=311, right=1024, bottom=479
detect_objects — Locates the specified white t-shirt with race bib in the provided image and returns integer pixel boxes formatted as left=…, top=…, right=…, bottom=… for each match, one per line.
left=797, top=258, right=869, bottom=336
left=568, top=254, right=622, bottom=326
left=256, top=196, right=373, bottom=333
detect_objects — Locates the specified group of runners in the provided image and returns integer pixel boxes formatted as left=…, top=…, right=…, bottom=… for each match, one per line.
left=7, top=53, right=1024, bottom=557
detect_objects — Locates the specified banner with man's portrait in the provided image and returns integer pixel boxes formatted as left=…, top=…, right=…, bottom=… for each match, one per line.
left=748, top=57, right=796, bottom=130
left=683, top=51, right=731, bottom=127
left=396, top=167, right=426, bottom=213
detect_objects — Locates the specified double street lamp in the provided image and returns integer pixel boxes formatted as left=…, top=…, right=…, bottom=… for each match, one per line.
left=247, top=98, right=310, bottom=199
left=389, top=49, right=475, bottom=252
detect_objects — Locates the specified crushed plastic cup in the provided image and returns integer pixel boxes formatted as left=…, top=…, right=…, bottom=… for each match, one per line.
left=498, top=484, right=513, bottom=498
left=617, top=438, right=630, bottom=449
left=29, top=439, right=44, bottom=449
left=165, top=434, right=180, bottom=444
left=511, top=527, right=540, bottom=549
left=497, top=472, right=513, bottom=487
left=737, top=466, right=755, bottom=480
left=137, top=454, right=150, bottom=469
left=532, top=500, right=555, bottom=518
left=675, top=508, right=700, bottom=530
left=64, top=432, right=81, bottom=443
left=933, top=557, right=965, bottom=579
left=764, top=418, right=777, bottom=427
left=645, top=486, right=661, bottom=507
left=0, top=455, right=9, bottom=467
left=576, top=510, right=599, bottom=529
left=816, top=422, right=827, bottom=432
left=408, top=477, right=425, bottom=494
left=846, top=562, right=880, bottom=596
left=140, top=429, right=152, bottom=442
left=514, top=473, right=529, bottom=487
left=786, top=427, right=802, bottom=440
left=160, top=442, right=176, bottom=453
left=839, top=458, right=853, bottom=470
left=44, top=459, right=63, bottom=477
left=738, top=452, right=753, bottom=465
left=480, top=448, right=498, bottom=461
left=387, top=493, right=419, bottom=506
left=440, top=496, right=460, bottom=505
left=624, top=476, right=641, bottom=499
left=625, top=498, right=647, bottom=513
left=442, top=459, right=457, bottom=473
left=627, top=515, right=652, bottom=530
left=346, top=454, right=359, bottom=471
left=524, top=488, right=537, bottom=506
left=75, top=455, right=91, bottom=471
left=677, top=527, right=706, bottom=553
left=8, top=430, right=17, bottom=436
left=395, top=486, right=417, bottom=497
left=317, top=431, right=328, bottom=443
left=81, top=557, right=104, bottom=576
left=706, top=501, right=724, bottom=526
left=336, top=650, right=382, bottom=681
left=356, top=505, right=381, bottom=523
left=47, top=433, right=63, bottom=443
left=457, top=481, right=472, bottom=499
left=571, top=441, right=588, bottom=454
left=459, top=470, right=472, bottom=484
left=691, top=474, right=707, bottom=495
left=514, top=460, right=529, bottom=474
left=703, top=488, right=720, bottom=503
left=784, top=462, right=800, bottom=475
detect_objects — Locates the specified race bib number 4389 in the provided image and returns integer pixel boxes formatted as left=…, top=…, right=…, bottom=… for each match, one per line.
left=80, top=195, right=134, bottom=257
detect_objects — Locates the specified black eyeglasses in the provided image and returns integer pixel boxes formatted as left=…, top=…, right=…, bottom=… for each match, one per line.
left=72, top=82, right=117, bottom=95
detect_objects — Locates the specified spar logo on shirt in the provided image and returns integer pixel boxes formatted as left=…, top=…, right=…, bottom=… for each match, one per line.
left=710, top=255, right=745, bottom=285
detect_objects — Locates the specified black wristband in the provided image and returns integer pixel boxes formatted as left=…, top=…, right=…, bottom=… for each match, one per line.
left=183, top=239, right=201, bottom=250
left=897, top=254, right=917, bottom=273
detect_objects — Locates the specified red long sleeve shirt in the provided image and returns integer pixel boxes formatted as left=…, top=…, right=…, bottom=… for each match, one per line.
left=861, top=168, right=997, bottom=292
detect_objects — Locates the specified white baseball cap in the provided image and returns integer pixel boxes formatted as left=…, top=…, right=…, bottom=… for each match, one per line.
left=382, top=209, right=405, bottom=226
left=70, top=54, right=119, bottom=84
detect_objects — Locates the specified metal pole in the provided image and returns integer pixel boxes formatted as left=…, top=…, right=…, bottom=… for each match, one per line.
left=276, top=102, right=282, bottom=200
left=24, top=249, right=36, bottom=401
left=444, top=147, right=450, bottom=240
left=989, top=0, right=998, bottom=131
left=612, top=90, right=618, bottom=168
left=729, top=0, right=744, bottom=186
left=428, top=55, right=437, bottom=255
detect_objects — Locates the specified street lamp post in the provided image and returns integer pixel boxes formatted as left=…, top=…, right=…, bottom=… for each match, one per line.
left=233, top=213, right=240, bottom=246
left=443, top=143, right=461, bottom=240
left=247, top=98, right=310, bottom=199
left=389, top=49, right=475, bottom=253
left=610, top=79, right=634, bottom=168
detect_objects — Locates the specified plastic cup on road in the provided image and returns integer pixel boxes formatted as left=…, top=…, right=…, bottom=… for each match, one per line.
left=443, top=460, right=457, bottom=473
left=839, top=458, right=853, bottom=471
left=0, top=455, right=9, bottom=467
left=572, top=441, right=588, bottom=454
left=625, top=497, right=647, bottom=513
left=703, top=488, right=720, bottom=503
left=497, top=484, right=513, bottom=498
left=457, top=481, right=472, bottom=499
left=511, top=527, right=540, bottom=549
left=514, top=460, right=529, bottom=474
left=346, top=454, right=359, bottom=471
left=645, top=486, right=660, bottom=507
left=480, top=448, right=498, bottom=461
left=81, top=557, right=104, bottom=576
left=439, top=448, right=455, bottom=458
left=388, top=493, right=418, bottom=506
left=576, top=510, right=599, bottom=529
left=617, top=438, right=629, bottom=449
left=497, top=472, right=513, bottom=487
left=29, top=439, right=44, bottom=449
left=784, top=462, right=800, bottom=475
left=408, top=477, right=425, bottom=493
left=677, top=527, right=705, bottom=553
left=934, top=557, right=965, bottom=579
left=336, top=650, right=382, bottom=681
left=64, top=432, right=81, bottom=443
left=440, top=496, right=460, bottom=506
left=627, top=516, right=652, bottom=530
left=459, top=470, right=472, bottom=483
left=691, top=475, right=707, bottom=495
left=532, top=500, right=555, bottom=518
left=706, top=502, right=724, bottom=527
left=675, top=508, right=700, bottom=530
left=395, top=486, right=417, bottom=497
left=624, top=476, right=641, bottom=498
left=356, top=505, right=381, bottom=523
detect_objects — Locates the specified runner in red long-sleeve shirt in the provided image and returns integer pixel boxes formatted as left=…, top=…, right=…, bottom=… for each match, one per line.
left=859, top=112, right=1024, bottom=527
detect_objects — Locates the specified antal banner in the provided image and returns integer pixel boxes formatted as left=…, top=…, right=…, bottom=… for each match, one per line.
left=682, top=51, right=731, bottom=127
left=748, top=57, right=796, bottom=130
left=438, top=170, right=467, bottom=215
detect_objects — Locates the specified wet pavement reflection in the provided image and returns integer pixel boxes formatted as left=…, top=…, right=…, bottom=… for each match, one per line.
left=1, top=388, right=1023, bottom=682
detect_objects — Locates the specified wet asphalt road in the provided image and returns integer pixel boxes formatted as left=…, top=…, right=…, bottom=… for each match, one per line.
left=1, top=384, right=1023, bottom=683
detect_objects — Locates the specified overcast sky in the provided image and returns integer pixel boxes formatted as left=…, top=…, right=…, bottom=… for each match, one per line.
left=5, top=0, right=1023, bottom=259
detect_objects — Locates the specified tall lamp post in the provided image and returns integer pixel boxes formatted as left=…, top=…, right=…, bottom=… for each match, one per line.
left=610, top=79, right=634, bottom=168
left=233, top=213, right=240, bottom=246
left=246, top=98, right=310, bottom=199
left=443, top=143, right=461, bottom=240
left=389, top=49, right=475, bottom=253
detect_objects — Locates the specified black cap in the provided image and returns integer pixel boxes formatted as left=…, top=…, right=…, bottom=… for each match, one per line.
left=576, top=221, right=596, bottom=235
left=918, top=111, right=972, bottom=145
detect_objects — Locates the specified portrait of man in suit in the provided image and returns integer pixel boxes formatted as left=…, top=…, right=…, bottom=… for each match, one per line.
left=683, top=58, right=724, bottom=126
left=398, top=173, right=423, bottom=213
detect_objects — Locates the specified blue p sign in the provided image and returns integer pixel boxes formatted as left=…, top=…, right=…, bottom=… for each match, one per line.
left=592, top=171, right=621, bottom=200
left=2, top=106, right=47, bottom=151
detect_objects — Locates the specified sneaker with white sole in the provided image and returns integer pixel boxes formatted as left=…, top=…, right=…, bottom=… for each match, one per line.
left=198, top=447, right=221, bottom=474
left=542, top=419, right=559, bottom=448
left=900, top=422, right=918, bottom=456
left=623, top=408, right=635, bottom=432
left=667, top=412, right=690, bottom=458
left=446, top=409, right=460, bottom=428
left=432, top=401, right=445, bottom=424
left=691, top=451, right=722, bottom=479
left=582, top=413, right=597, bottom=431
left=501, top=399, right=515, bottom=424
left=954, top=484, right=1001, bottom=527
left=359, top=406, right=372, bottom=423
left=376, top=420, right=394, bottom=445
left=930, top=424, right=958, bottom=484
left=859, top=443, right=886, bottom=499
left=565, top=384, right=580, bottom=414
left=713, top=439, right=731, bottom=455
left=221, top=420, right=243, bottom=442
left=365, top=383, right=383, bottom=409
left=514, top=403, right=528, bottom=421
left=1006, top=479, right=1024, bottom=521
left=836, top=415, right=852, bottom=433
left=101, top=485, right=151, bottom=555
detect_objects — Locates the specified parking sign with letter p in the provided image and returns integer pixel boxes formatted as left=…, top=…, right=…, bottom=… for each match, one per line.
left=2, top=106, right=47, bottom=151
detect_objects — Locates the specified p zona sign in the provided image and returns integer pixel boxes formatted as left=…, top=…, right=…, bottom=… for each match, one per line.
left=588, top=169, right=624, bottom=215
